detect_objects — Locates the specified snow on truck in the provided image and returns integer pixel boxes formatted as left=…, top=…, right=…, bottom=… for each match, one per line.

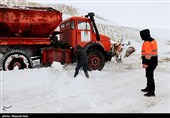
left=0, top=5, right=134, bottom=71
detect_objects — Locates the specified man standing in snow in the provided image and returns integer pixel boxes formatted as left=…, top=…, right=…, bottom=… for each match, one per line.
left=140, top=29, right=158, bottom=97
left=73, top=45, right=89, bottom=78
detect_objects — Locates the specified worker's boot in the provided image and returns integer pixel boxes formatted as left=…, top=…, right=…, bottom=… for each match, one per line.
left=141, top=82, right=149, bottom=92
left=85, top=72, right=89, bottom=78
left=74, top=73, right=78, bottom=78
left=74, top=69, right=79, bottom=78
left=144, top=81, right=155, bottom=96
left=144, top=80, right=155, bottom=97
left=144, top=92, right=155, bottom=97
left=141, top=87, right=149, bottom=92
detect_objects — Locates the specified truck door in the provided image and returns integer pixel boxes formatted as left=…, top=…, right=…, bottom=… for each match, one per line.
left=77, top=21, right=92, bottom=47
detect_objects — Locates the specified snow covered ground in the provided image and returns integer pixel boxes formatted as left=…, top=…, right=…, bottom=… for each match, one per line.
left=1, top=49, right=170, bottom=113
left=0, top=2, right=170, bottom=113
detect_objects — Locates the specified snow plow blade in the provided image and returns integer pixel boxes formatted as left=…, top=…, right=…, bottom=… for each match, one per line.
left=124, top=47, right=135, bottom=57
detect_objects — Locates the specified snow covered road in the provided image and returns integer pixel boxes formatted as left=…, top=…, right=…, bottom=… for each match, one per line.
left=1, top=54, right=170, bottom=113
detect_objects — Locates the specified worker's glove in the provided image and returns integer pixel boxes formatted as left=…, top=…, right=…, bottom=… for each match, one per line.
left=142, top=64, right=148, bottom=68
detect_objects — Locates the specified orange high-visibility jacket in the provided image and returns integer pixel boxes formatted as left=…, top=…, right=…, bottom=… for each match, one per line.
left=141, top=40, right=158, bottom=65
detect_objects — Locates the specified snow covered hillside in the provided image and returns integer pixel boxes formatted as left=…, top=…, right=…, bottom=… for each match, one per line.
left=45, top=3, right=142, bottom=43
left=0, top=0, right=141, bottom=43
left=1, top=0, right=169, bottom=45
left=1, top=0, right=170, bottom=113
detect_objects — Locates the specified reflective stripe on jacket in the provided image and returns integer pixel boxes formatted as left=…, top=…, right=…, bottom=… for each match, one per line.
left=142, top=40, right=158, bottom=60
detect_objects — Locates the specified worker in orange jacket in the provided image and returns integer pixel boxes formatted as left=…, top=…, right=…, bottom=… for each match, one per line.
left=140, top=29, right=158, bottom=97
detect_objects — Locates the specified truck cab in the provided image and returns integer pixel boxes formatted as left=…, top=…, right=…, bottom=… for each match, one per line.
left=59, top=14, right=112, bottom=52
left=57, top=13, right=113, bottom=70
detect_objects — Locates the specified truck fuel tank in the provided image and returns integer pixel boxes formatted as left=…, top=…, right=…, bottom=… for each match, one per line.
left=42, top=48, right=72, bottom=65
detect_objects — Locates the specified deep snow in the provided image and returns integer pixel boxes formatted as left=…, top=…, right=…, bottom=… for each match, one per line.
left=0, top=1, right=170, bottom=113
left=1, top=51, right=170, bottom=113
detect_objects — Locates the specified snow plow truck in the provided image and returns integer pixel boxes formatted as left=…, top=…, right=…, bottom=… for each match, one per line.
left=0, top=5, right=134, bottom=71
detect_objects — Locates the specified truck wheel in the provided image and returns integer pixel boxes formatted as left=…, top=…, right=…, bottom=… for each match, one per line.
left=2, top=50, right=33, bottom=71
left=87, top=50, right=105, bottom=71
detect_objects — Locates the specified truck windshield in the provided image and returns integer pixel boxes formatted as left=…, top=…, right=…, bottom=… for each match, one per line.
left=78, top=21, right=91, bottom=30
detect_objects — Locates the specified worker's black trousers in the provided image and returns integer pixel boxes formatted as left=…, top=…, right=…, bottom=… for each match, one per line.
left=145, top=65, right=157, bottom=94
left=74, top=62, right=88, bottom=77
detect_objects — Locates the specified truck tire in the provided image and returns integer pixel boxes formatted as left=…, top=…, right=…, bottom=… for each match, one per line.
left=87, top=50, right=105, bottom=71
left=1, top=50, right=33, bottom=71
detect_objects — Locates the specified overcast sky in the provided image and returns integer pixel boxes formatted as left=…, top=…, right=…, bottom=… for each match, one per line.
left=29, top=0, right=170, bottom=30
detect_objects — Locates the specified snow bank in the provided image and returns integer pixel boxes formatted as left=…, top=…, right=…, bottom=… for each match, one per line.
left=1, top=54, right=170, bottom=113
left=51, top=62, right=64, bottom=71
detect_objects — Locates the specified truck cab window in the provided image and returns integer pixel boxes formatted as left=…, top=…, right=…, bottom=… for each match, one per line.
left=78, top=21, right=90, bottom=30
left=70, top=21, right=75, bottom=29
left=60, top=23, right=65, bottom=29
left=66, top=21, right=70, bottom=27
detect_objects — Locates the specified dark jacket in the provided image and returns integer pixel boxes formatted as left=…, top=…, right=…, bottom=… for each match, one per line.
left=74, top=45, right=88, bottom=64
left=140, top=29, right=158, bottom=66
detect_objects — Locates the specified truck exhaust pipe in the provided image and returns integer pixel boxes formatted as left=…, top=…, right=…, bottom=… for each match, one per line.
left=85, top=12, right=100, bottom=41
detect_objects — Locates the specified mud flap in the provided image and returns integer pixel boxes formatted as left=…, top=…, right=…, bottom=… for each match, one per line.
left=125, top=47, right=135, bottom=57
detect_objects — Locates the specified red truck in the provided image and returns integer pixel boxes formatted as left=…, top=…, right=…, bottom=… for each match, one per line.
left=0, top=5, right=113, bottom=71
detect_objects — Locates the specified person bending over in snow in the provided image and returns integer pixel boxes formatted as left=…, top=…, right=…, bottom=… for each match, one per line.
left=73, top=45, right=89, bottom=78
